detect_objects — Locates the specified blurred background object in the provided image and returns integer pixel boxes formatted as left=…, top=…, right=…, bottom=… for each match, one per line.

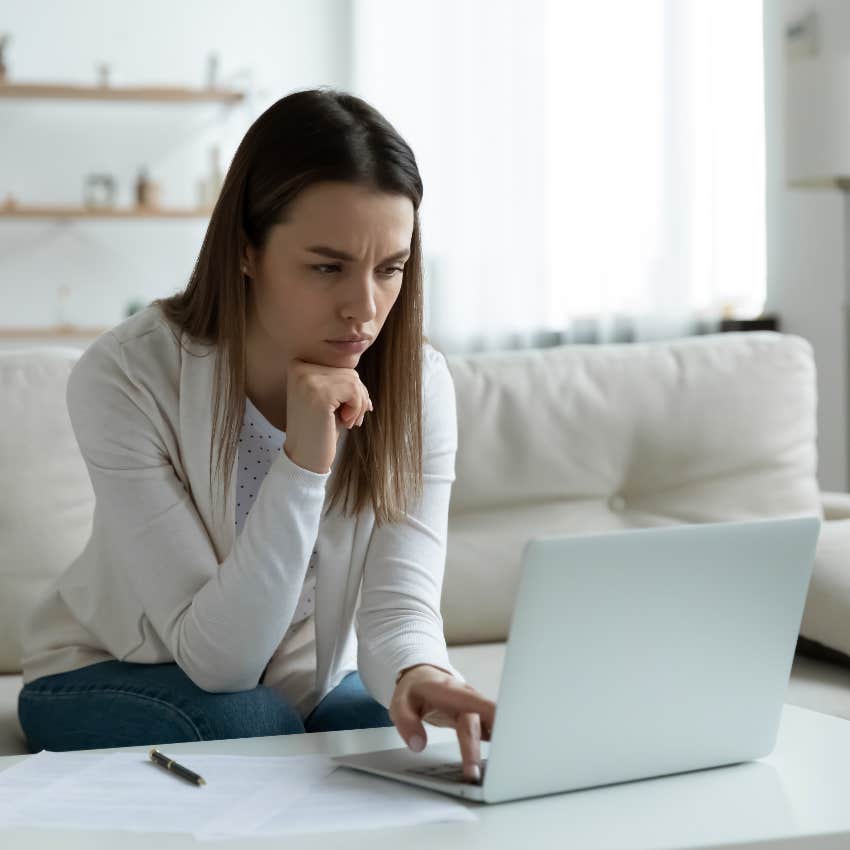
left=785, top=9, right=819, bottom=60
left=206, top=51, right=219, bottom=89
left=124, top=297, right=146, bottom=317
left=0, top=32, right=11, bottom=81
left=83, top=174, right=117, bottom=209
left=134, top=167, right=160, bottom=208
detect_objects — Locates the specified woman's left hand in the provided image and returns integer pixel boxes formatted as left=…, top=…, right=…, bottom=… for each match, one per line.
left=389, top=664, right=496, bottom=783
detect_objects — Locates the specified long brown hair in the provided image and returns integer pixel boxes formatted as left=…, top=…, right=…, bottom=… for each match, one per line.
left=151, top=87, right=430, bottom=529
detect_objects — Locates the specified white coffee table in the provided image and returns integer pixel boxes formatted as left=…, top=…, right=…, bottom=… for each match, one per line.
left=2, top=703, right=850, bottom=849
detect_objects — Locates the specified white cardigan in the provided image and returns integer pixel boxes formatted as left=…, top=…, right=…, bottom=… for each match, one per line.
left=19, top=304, right=466, bottom=710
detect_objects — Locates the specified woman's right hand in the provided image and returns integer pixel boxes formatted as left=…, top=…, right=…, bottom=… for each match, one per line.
left=282, top=357, right=373, bottom=474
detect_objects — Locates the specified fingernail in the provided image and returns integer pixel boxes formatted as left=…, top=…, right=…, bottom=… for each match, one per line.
left=408, top=734, right=425, bottom=752
left=368, top=400, right=373, bottom=411
left=466, top=764, right=481, bottom=781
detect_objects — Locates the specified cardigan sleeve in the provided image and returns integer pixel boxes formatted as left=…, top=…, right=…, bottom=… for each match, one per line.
left=65, top=331, right=331, bottom=693
left=355, top=346, right=467, bottom=709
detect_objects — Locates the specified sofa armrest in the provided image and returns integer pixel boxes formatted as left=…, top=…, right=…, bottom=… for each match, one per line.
left=799, top=518, right=850, bottom=664
left=821, top=491, right=850, bottom=521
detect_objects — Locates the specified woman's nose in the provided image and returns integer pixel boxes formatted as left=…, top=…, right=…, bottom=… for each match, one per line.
left=342, top=276, right=379, bottom=321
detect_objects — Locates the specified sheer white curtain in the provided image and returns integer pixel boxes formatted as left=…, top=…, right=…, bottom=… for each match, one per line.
left=350, top=0, right=766, bottom=354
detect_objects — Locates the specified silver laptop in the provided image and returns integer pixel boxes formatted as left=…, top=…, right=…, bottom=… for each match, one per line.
left=331, top=516, right=821, bottom=804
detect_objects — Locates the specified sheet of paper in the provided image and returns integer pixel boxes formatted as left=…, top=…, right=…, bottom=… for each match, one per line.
left=0, top=750, right=334, bottom=835
left=0, top=749, right=478, bottom=839
left=200, top=764, right=479, bottom=840
left=0, top=749, right=97, bottom=821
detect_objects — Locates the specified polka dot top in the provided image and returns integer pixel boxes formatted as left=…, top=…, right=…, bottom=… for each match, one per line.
left=235, top=396, right=317, bottom=631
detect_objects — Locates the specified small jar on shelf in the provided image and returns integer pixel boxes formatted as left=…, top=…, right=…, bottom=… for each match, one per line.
left=135, top=167, right=161, bottom=209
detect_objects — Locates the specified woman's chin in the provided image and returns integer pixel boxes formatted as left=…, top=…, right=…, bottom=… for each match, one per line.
left=320, top=351, right=360, bottom=366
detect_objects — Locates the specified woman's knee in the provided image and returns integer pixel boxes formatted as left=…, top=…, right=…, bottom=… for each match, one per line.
left=18, top=681, right=205, bottom=752
left=304, top=671, right=395, bottom=733
left=18, top=661, right=305, bottom=752
left=194, top=684, right=306, bottom=740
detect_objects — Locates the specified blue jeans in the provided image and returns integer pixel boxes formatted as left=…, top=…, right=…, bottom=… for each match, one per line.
left=17, top=660, right=394, bottom=753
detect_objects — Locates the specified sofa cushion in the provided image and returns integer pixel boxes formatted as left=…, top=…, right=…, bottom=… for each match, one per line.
left=0, top=348, right=92, bottom=672
left=445, top=331, right=819, bottom=517
left=442, top=332, right=823, bottom=645
left=784, top=653, right=850, bottom=721
left=0, top=673, right=26, bottom=755
left=799, top=519, right=850, bottom=662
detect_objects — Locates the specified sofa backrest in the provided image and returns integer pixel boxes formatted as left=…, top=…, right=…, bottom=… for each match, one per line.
left=0, top=347, right=93, bottom=672
left=440, top=331, right=822, bottom=644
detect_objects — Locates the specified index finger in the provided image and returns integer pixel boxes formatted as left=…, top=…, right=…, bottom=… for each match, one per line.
left=456, top=712, right=483, bottom=782
left=416, top=681, right=497, bottom=731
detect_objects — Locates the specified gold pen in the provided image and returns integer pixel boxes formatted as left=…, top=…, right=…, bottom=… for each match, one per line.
left=149, top=748, right=206, bottom=786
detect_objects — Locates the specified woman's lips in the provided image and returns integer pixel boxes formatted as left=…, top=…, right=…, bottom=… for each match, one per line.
left=325, top=339, right=369, bottom=353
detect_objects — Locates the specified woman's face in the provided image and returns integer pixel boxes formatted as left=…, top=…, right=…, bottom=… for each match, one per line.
left=243, top=180, right=414, bottom=368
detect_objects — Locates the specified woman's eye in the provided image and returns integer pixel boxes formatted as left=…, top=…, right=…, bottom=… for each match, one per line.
left=311, top=264, right=404, bottom=276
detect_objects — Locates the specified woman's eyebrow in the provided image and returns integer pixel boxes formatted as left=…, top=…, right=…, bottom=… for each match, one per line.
left=306, top=245, right=410, bottom=264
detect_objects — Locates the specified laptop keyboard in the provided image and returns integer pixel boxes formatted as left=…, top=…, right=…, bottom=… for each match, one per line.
left=403, top=757, right=488, bottom=785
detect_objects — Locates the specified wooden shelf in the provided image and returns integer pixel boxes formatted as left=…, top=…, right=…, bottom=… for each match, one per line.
left=0, top=80, right=245, bottom=103
left=0, top=325, right=110, bottom=339
left=0, top=203, right=214, bottom=219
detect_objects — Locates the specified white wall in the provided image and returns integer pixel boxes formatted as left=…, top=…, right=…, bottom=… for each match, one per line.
left=764, top=0, right=849, bottom=491
left=5, top=0, right=844, bottom=492
left=0, top=0, right=351, bottom=331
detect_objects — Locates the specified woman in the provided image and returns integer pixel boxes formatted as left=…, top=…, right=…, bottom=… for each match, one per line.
left=17, top=87, right=495, bottom=783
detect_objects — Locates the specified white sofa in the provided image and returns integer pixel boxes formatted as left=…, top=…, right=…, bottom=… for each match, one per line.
left=1, top=330, right=849, bottom=756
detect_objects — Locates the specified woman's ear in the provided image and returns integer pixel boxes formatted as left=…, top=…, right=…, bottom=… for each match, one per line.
left=241, top=245, right=255, bottom=278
